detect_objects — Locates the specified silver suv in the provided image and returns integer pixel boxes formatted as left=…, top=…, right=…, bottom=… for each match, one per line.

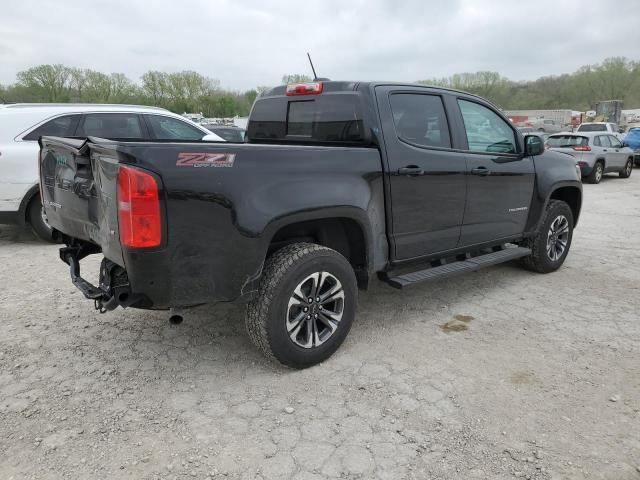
left=545, top=132, right=634, bottom=184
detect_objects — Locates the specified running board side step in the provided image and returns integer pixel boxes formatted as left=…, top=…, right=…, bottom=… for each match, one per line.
left=384, top=246, right=531, bottom=289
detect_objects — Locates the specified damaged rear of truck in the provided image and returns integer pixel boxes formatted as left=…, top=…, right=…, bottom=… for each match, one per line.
left=39, top=135, right=385, bottom=313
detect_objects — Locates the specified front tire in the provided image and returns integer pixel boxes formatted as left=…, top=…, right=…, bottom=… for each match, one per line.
left=246, top=243, right=357, bottom=368
left=619, top=158, right=633, bottom=178
left=586, top=161, right=604, bottom=184
left=520, top=200, right=574, bottom=273
left=27, top=195, right=58, bottom=243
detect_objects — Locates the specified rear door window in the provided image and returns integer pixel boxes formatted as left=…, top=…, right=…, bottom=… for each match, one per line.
left=77, top=113, right=144, bottom=139
left=598, top=135, right=612, bottom=147
left=458, top=99, right=517, bottom=154
left=389, top=93, right=451, bottom=149
left=22, top=115, right=80, bottom=141
left=146, top=115, right=205, bottom=140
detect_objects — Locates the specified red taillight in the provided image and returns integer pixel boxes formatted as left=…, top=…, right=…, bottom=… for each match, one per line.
left=572, top=146, right=591, bottom=151
left=117, top=165, right=162, bottom=248
left=544, top=144, right=550, bottom=149
left=285, top=82, right=323, bottom=96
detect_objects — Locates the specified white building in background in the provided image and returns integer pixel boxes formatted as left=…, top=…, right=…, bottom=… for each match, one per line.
left=622, top=109, right=640, bottom=124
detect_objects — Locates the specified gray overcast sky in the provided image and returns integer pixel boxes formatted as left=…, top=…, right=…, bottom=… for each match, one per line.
left=2, top=0, right=639, bottom=90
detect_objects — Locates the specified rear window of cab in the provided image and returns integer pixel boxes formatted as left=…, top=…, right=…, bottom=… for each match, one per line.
left=248, top=93, right=365, bottom=144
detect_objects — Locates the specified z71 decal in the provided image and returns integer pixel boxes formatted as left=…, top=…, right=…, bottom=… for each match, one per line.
left=176, top=152, right=236, bottom=168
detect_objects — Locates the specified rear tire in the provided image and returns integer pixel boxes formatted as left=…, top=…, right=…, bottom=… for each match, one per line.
left=245, top=243, right=357, bottom=369
left=520, top=200, right=574, bottom=274
left=27, top=195, right=58, bottom=243
left=586, top=161, right=604, bottom=184
left=619, top=158, right=633, bottom=178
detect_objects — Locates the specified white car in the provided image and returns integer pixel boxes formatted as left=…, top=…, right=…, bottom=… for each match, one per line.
left=0, top=103, right=222, bottom=241
left=575, top=122, right=623, bottom=140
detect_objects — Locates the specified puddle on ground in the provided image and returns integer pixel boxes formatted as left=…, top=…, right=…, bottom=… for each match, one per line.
left=441, top=314, right=475, bottom=333
left=441, top=322, right=468, bottom=333
left=510, top=371, right=536, bottom=385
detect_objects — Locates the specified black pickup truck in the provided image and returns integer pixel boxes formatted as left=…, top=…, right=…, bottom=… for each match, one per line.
left=39, top=81, right=582, bottom=368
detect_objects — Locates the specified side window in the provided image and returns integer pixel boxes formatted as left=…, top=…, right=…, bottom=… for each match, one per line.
left=22, top=115, right=80, bottom=141
left=389, top=93, right=451, bottom=149
left=593, top=136, right=601, bottom=147
left=146, top=115, right=204, bottom=140
left=458, top=99, right=517, bottom=154
left=599, top=135, right=611, bottom=148
left=77, top=113, right=143, bottom=139
left=609, top=135, right=622, bottom=148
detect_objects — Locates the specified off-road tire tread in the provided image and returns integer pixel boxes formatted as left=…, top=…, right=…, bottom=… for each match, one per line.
left=245, top=243, right=335, bottom=364
left=521, top=200, right=572, bottom=273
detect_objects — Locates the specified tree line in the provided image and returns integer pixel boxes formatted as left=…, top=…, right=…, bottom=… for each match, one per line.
left=417, top=57, right=640, bottom=111
left=1, top=57, right=639, bottom=116
left=0, top=65, right=260, bottom=117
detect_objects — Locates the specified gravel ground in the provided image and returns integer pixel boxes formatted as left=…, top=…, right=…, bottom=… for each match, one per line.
left=1, top=173, right=639, bottom=480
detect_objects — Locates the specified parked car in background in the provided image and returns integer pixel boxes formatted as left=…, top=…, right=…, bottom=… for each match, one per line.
left=201, top=124, right=246, bottom=142
left=623, top=127, right=640, bottom=166
left=534, top=132, right=551, bottom=143
left=545, top=132, right=634, bottom=183
left=520, top=130, right=551, bottom=144
left=576, top=122, right=623, bottom=139
left=0, top=104, right=223, bottom=241
left=530, top=118, right=563, bottom=133
left=517, top=126, right=535, bottom=134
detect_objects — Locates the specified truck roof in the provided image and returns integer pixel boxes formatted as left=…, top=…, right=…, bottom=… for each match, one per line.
left=251, top=80, right=506, bottom=146
left=263, top=80, right=496, bottom=104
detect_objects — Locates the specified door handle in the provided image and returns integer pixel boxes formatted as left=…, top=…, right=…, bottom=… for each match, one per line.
left=398, top=166, right=424, bottom=176
left=471, top=167, right=490, bottom=176
left=603, top=149, right=608, bottom=152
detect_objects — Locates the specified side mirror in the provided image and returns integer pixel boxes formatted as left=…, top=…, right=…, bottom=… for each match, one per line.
left=524, top=134, right=544, bottom=156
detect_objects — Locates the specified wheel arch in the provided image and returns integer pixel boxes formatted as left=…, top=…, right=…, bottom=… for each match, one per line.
left=261, top=209, right=378, bottom=290
left=548, top=186, right=582, bottom=227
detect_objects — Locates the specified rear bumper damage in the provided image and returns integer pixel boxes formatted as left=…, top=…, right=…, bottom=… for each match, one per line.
left=60, top=243, right=147, bottom=312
